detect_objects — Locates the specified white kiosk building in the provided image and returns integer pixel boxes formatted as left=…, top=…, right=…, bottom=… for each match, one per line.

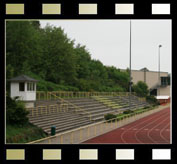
left=9, top=75, right=38, bottom=107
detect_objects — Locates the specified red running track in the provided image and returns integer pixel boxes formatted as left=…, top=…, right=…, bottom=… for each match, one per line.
left=83, top=107, right=170, bottom=144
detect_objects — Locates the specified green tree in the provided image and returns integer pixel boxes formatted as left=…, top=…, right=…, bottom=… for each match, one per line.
left=6, top=21, right=130, bottom=92
left=6, top=96, right=29, bottom=125
left=41, top=25, right=77, bottom=85
left=132, top=81, right=149, bottom=97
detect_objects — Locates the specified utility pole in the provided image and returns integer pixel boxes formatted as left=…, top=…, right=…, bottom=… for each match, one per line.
left=129, top=20, right=132, bottom=111
left=158, top=45, right=162, bottom=96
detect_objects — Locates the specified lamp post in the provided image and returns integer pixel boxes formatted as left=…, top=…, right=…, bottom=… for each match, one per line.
left=158, top=45, right=162, bottom=96
left=129, top=20, right=132, bottom=111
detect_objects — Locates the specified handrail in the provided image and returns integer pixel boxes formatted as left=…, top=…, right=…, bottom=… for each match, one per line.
left=48, top=92, right=92, bottom=121
left=36, top=91, right=137, bottom=100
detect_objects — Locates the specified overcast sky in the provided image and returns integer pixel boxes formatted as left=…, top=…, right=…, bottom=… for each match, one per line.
left=40, top=20, right=171, bottom=73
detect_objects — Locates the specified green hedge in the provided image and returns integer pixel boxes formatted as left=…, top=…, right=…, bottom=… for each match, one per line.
left=146, top=95, right=159, bottom=105
left=104, top=113, right=117, bottom=121
left=123, top=110, right=134, bottom=114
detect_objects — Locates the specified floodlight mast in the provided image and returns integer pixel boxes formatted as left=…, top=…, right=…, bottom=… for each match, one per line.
left=158, top=44, right=162, bottom=95
left=129, top=20, right=132, bottom=111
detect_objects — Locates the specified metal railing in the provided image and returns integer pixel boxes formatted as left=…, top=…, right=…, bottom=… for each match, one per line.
left=48, top=92, right=92, bottom=121
left=27, top=103, right=169, bottom=144
left=32, top=92, right=146, bottom=118
left=36, top=91, right=137, bottom=100
left=26, top=104, right=69, bottom=117
left=93, top=96, right=122, bottom=109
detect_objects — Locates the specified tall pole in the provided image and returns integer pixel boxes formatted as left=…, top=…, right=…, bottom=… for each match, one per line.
left=129, top=20, right=132, bottom=110
left=158, top=45, right=162, bottom=96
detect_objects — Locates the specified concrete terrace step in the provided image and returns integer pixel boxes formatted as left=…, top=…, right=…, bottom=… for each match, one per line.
left=29, top=112, right=71, bottom=120
left=65, top=98, right=95, bottom=103
left=28, top=111, right=93, bottom=134
left=69, top=105, right=111, bottom=112
left=89, top=108, right=115, bottom=115
left=36, top=100, right=59, bottom=105
left=29, top=112, right=86, bottom=124
left=30, top=96, right=150, bottom=135
left=67, top=101, right=101, bottom=107
left=89, top=110, right=118, bottom=119
left=46, top=122, right=92, bottom=134
left=92, top=117, right=105, bottom=121
left=34, top=116, right=90, bottom=129
left=44, top=120, right=92, bottom=134
left=121, top=104, right=147, bottom=111
left=69, top=102, right=104, bottom=108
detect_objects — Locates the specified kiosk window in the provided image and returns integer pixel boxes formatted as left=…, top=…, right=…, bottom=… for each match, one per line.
left=19, top=82, right=25, bottom=91
left=27, top=82, right=35, bottom=91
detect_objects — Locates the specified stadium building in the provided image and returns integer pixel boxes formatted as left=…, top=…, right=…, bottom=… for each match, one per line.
left=121, top=67, right=171, bottom=102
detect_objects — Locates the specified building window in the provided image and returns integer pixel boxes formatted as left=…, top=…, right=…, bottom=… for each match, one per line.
left=161, top=77, right=170, bottom=86
left=167, top=76, right=170, bottom=85
left=33, top=83, right=35, bottom=90
left=27, top=82, right=35, bottom=91
left=150, top=89, right=157, bottom=96
left=19, top=82, right=25, bottom=91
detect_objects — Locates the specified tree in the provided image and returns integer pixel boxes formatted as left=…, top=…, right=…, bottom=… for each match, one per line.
left=6, top=21, right=130, bottom=92
left=6, top=96, right=29, bottom=125
left=132, top=81, right=149, bottom=97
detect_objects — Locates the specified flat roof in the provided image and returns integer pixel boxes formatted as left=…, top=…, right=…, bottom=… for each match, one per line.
left=156, top=96, right=170, bottom=99
left=120, top=68, right=169, bottom=74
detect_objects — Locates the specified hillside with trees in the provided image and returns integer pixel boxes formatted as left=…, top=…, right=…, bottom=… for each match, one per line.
left=6, top=21, right=130, bottom=92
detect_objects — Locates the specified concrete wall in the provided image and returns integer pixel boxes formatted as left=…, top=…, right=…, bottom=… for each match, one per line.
left=159, top=86, right=171, bottom=96
left=24, top=101, right=35, bottom=108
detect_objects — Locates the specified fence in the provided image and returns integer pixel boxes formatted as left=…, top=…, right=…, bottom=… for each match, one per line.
left=29, top=91, right=146, bottom=119
left=49, top=93, right=92, bottom=121
left=28, top=92, right=91, bottom=120
left=36, top=91, right=137, bottom=100
left=27, top=103, right=169, bottom=144
left=26, top=104, right=69, bottom=117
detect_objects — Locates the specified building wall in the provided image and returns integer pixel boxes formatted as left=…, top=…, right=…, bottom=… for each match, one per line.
left=10, top=82, right=36, bottom=101
left=129, top=69, right=170, bottom=97
left=131, top=70, right=168, bottom=89
left=26, top=92, right=36, bottom=101
left=146, top=71, right=168, bottom=88
left=159, top=86, right=171, bottom=96
left=131, top=71, right=144, bottom=85
left=10, top=82, right=27, bottom=100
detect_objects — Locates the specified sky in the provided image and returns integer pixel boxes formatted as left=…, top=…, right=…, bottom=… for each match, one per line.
left=40, top=20, right=171, bottom=73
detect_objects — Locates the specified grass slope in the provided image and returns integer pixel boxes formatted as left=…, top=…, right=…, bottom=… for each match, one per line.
left=6, top=123, right=48, bottom=143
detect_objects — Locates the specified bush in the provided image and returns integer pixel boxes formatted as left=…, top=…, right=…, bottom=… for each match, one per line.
left=104, top=113, right=117, bottom=121
left=143, top=106, right=150, bottom=109
left=123, top=110, right=134, bottom=114
left=146, top=95, right=159, bottom=105
left=6, top=96, right=29, bottom=125
left=132, top=81, right=149, bottom=97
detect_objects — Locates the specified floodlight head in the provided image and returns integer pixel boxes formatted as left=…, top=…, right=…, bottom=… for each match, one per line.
left=159, top=45, right=162, bottom=48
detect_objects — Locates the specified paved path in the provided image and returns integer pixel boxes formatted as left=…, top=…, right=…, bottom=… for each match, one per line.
left=83, top=107, right=170, bottom=144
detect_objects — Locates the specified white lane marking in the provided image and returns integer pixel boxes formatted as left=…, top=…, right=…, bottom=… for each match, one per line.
left=120, top=108, right=169, bottom=143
